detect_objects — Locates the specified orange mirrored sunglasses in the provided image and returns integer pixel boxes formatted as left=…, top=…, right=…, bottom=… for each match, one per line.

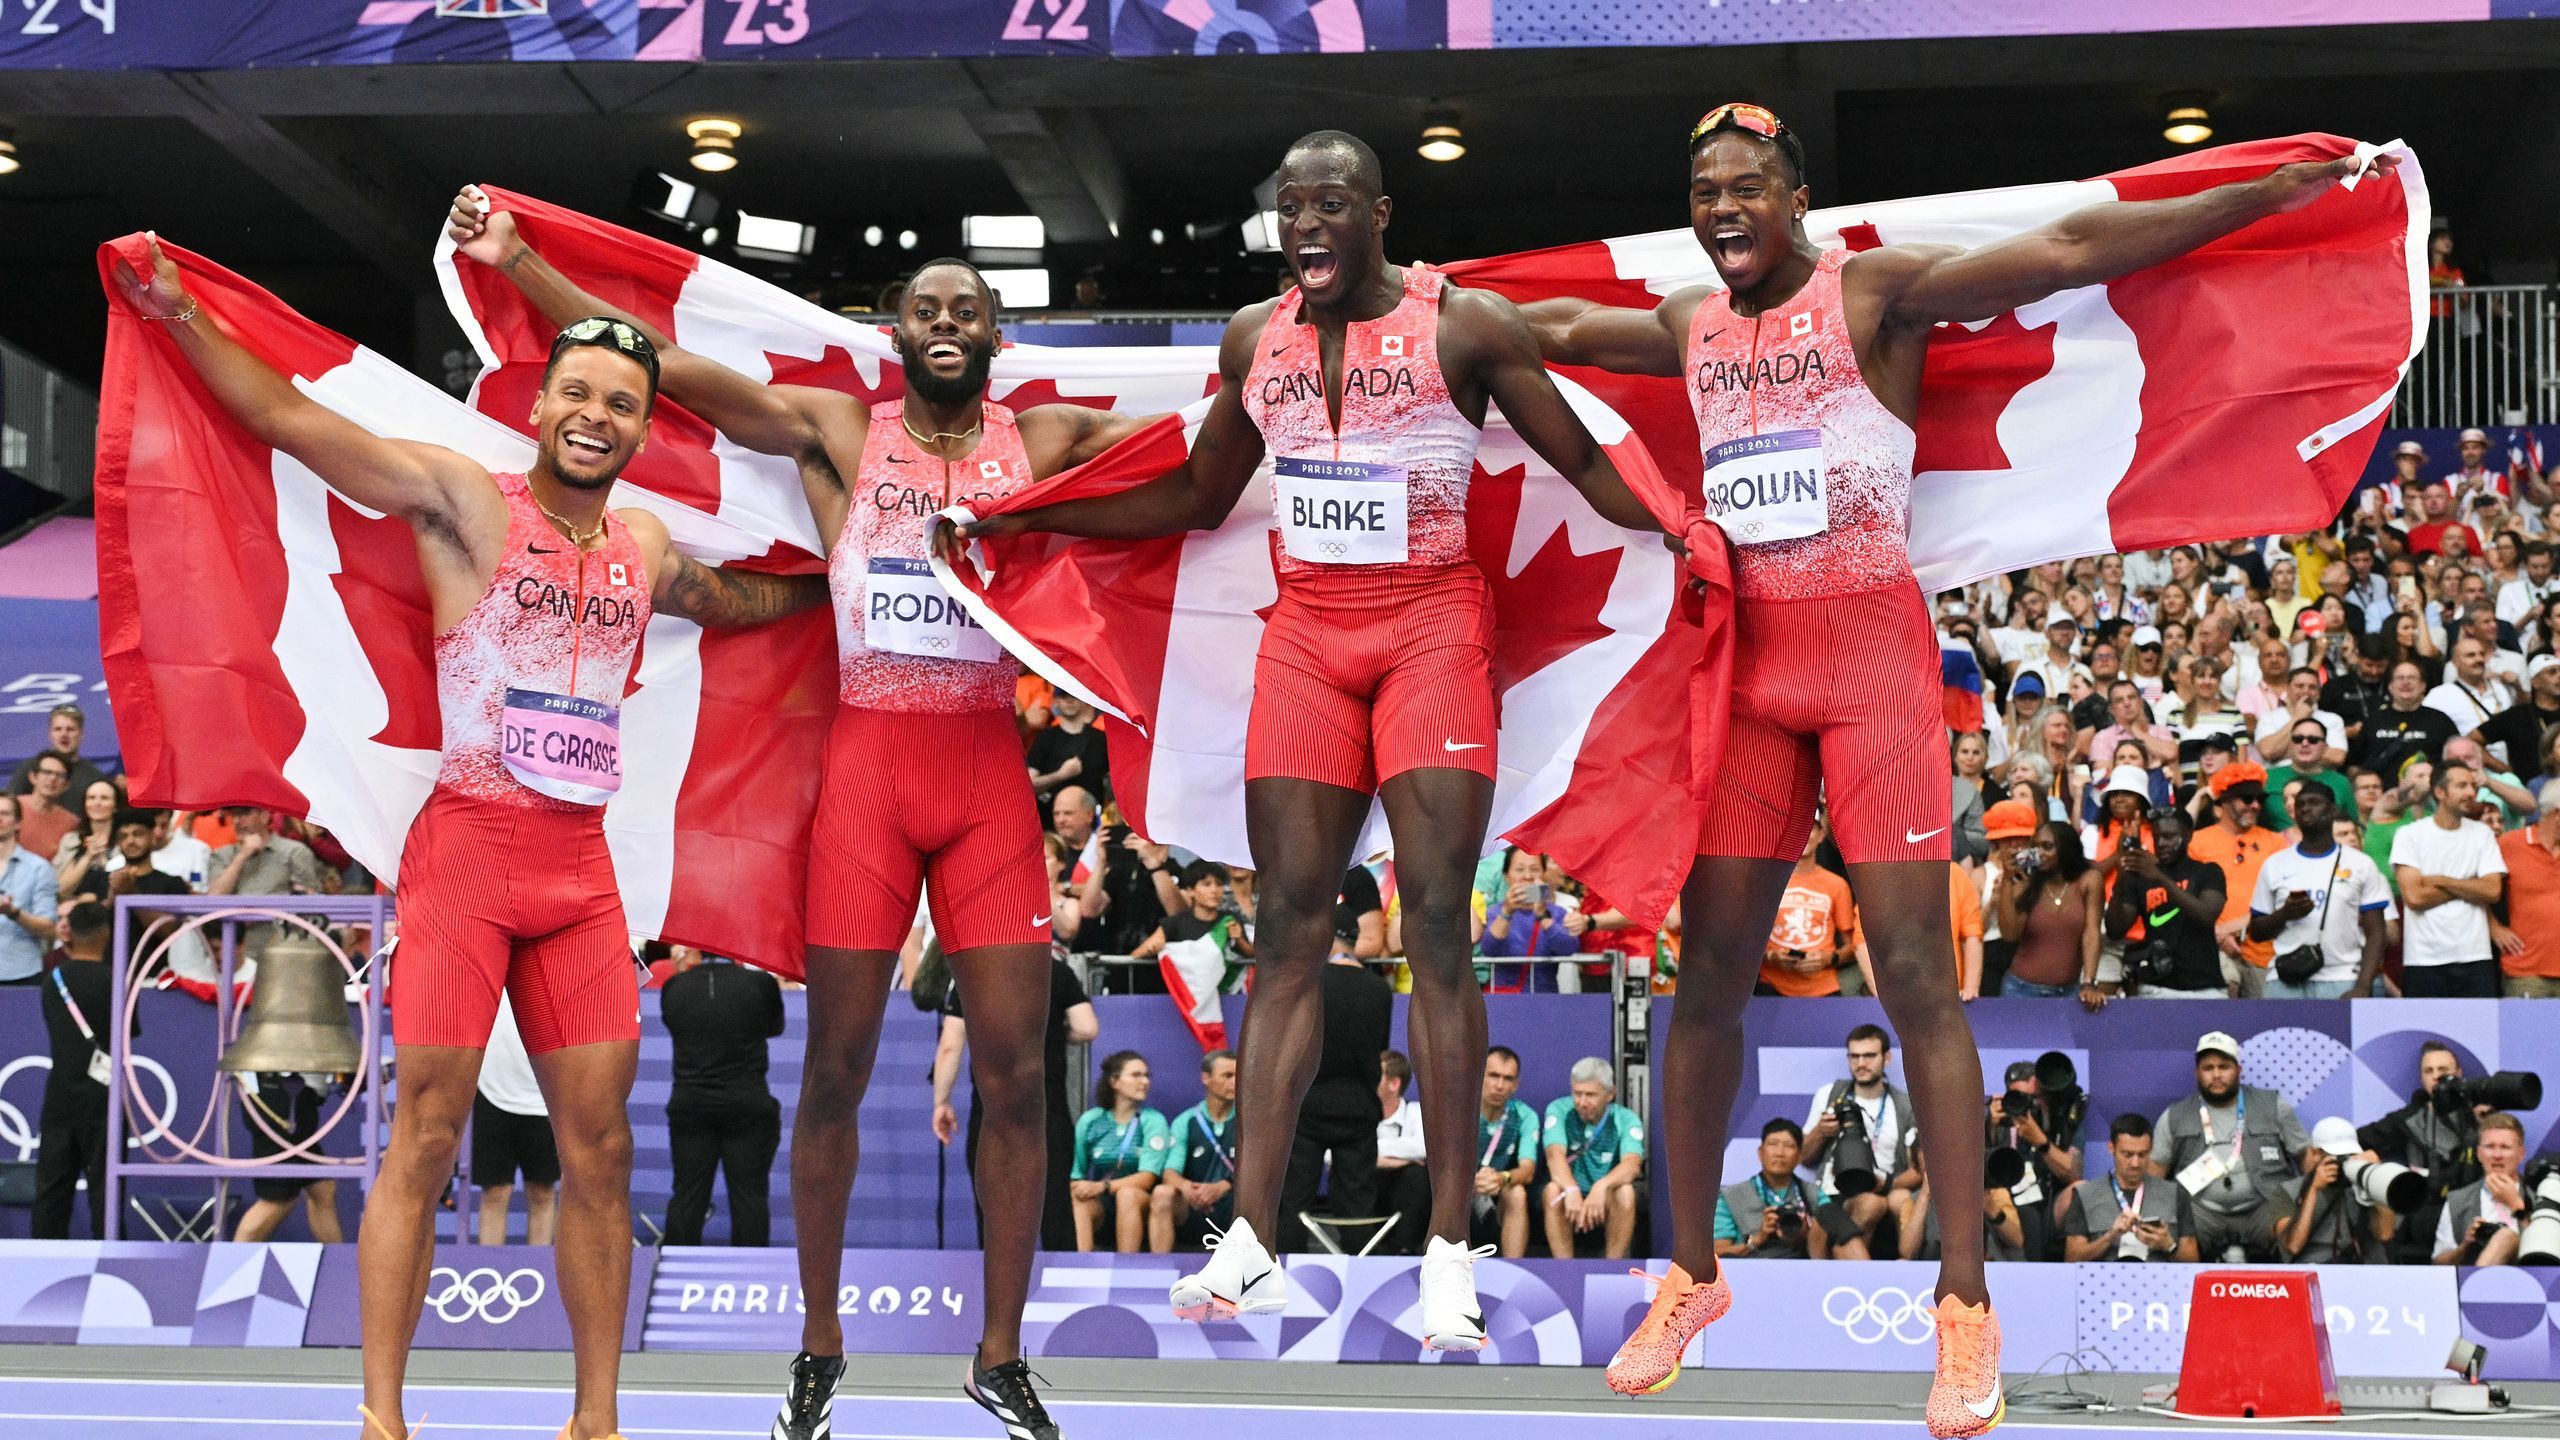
left=1690, top=102, right=1787, bottom=146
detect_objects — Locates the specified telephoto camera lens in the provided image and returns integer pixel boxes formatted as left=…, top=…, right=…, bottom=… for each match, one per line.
left=1829, top=1097, right=1880, bottom=1196
left=2433, top=1070, right=2543, bottom=1116
left=2520, top=1159, right=2560, bottom=1266
left=1985, top=1146, right=2027, bottom=1191
left=2341, top=1155, right=2425, bottom=1213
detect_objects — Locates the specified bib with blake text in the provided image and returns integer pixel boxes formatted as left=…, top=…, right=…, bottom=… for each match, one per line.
left=501, top=688, right=621, bottom=806
left=1702, top=428, right=1829, bottom=545
left=866, top=557, right=1002, bottom=664
left=1276, top=457, right=1409, bottom=564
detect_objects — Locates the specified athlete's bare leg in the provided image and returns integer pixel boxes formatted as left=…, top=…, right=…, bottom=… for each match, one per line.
left=1845, top=859, right=1988, bottom=1307
left=1231, top=777, right=1375, bottom=1241
left=529, top=1038, right=640, bottom=1440
left=1662, top=855, right=1796, bottom=1283
left=358, top=1043, right=483, bottom=1439
left=791, top=945, right=900, bottom=1359
left=942, top=942, right=1056, bottom=1366
left=1377, top=767, right=1497, bottom=1243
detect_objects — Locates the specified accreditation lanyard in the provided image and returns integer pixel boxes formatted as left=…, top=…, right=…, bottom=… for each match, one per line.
left=49, top=966, right=97, bottom=1044
left=1482, top=1108, right=1515, bottom=1168
left=1193, top=1111, right=1236, bottom=1177
left=2201, top=1091, right=2247, bottom=1165
left=1108, top=1115, right=1141, bottom=1175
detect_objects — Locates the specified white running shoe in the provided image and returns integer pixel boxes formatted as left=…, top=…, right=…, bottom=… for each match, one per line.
left=1168, top=1217, right=1288, bottom=1322
left=1419, top=1236, right=1496, bottom=1352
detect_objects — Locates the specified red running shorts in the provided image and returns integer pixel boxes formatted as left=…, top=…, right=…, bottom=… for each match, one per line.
left=1246, top=563, right=1498, bottom=794
left=392, top=785, right=638, bottom=1055
left=805, top=705, right=1052, bottom=954
left=1697, top=581, right=1953, bottom=865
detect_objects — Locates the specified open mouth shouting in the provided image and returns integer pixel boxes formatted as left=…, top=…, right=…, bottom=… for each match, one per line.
left=1709, top=223, right=1755, bottom=270
left=922, top=336, right=969, bottom=368
left=1295, top=243, right=1340, bottom=292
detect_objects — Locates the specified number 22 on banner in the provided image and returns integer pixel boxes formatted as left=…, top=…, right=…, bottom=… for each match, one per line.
left=19, top=0, right=116, bottom=38
left=1003, top=0, right=1090, bottom=42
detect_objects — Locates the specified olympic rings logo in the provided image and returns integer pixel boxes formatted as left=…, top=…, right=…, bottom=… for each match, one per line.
left=919, top=636, right=953, bottom=653
left=426, top=1266, right=547, bottom=1325
left=0, top=1055, right=179, bottom=1161
left=1320, top=541, right=1348, bottom=558
left=1821, top=1285, right=1938, bottom=1345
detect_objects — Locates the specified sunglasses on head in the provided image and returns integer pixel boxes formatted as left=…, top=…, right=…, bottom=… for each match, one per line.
left=1690, top=102, right=1787, bottom=146
left=551, top=316, right=661, bottom=384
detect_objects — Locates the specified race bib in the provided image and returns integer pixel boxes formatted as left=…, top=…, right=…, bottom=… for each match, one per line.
left=2175, top=1149, right=2229, bottom=1196
left=500, top=688, right=621, bottom=806
left=1701, top=428, right=1828, bottom=544
left=1275, top=456, right=1408, bottom=564
left=866, top=557, right=1002, bottom=664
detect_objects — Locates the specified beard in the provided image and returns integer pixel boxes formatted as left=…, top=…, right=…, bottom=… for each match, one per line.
left=903, top=341, right=995, bottom=410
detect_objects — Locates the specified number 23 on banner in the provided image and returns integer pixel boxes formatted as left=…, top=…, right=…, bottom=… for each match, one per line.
left=18, top=0, right=115, bottom=38
left=721, top=0, right=808, bottom=46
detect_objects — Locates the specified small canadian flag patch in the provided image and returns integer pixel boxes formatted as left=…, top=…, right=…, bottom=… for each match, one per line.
left=1381, top=334, right=1406, bottom=358
left=1790, top=312, right=1815, bottom=338
left=608, top=563, right=629, bottom=587
left=981, top=459, right=1005, bottom=480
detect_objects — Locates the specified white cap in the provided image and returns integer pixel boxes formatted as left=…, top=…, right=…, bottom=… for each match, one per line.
left=2196, top=1030, right=2241, bottom=1061
left=2531, top=653, right=2560, bottom=684
left=2104, top=764, right=2153, bottom=800
left=2310, top=1117, right=2360, bottom=1156
left=2131, top=624, right=2164, bottom=647
left=2460, top=427, right=2490, bottom=445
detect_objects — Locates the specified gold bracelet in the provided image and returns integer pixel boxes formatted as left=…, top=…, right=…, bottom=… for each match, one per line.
left=146, top=299, right=199, bottom=324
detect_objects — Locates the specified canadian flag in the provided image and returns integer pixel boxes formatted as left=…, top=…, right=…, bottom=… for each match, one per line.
left=94, top=233, right=836, bottom=975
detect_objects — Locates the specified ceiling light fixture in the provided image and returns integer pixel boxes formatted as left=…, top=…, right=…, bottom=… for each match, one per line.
left=1417, top=109, right=1464, bottom=163
left=2161, top=96, right=2212, bottom=147
left=687, top=117, right=742, bottom=173
left=862, top=225, right=883, bottom=247
left=896, top=229, right=919, bottom=251
left=0, top=127, right=19, bottom=177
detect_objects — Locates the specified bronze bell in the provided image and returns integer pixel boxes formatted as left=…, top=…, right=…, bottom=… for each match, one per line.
left=217, top=931, right=363, bottom=1074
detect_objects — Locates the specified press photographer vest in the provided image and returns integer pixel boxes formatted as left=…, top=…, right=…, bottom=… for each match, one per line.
left=1720, top=1174, right=1815, bottom=1258
left=2075, top=1176, right=2184, bottom=1261
left=1815, top=1078, right=1913, bottom=1195
left=2158, top=1084, right=2297, bottom=1214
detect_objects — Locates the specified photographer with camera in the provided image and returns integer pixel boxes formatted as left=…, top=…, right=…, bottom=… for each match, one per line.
left=2271, top=1117, right=2402, bottom=1264
left=2246, top=787, right=2390, bottom=1000
left=2356, top=1042, right=2543, bottom=1263
left=1986, top=1057, right=2085, bottom=1261
left=1897, top=1132, right=2027, bottom=1263
left=2434, top=1113, right=2533, bottom=1266
left=2105, top=809, right=2228, bottom=998
left=1714, top=1117, right=1835, bottom=1260
left=1803, top=1024, right=1915, bottom=1256
left=2062, top=1115, right=2199, bottom=1262
left=2149, top=1032, right=2310, bottom=1261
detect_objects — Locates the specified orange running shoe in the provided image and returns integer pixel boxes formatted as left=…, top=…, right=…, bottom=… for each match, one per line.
left=1925, top=1295, right=2004, bottom=1438
left=1604, top=1262, right=1732, bottom=1395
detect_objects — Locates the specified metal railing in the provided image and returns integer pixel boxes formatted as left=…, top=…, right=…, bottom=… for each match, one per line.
left=0, top=333, right=98, bottom=502
left=2395, top=284, right=2559, bottom=429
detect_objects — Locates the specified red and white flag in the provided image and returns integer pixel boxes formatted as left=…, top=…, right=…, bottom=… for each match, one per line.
left=1453, top=134, right=2428, bottom=590
left=441, top=190, right=1720, bottom=928
left=94, top=233, right=836, bottom=975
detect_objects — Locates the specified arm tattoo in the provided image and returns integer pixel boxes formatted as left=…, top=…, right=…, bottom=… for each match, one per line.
left=657, top=555, right=827, bottom=629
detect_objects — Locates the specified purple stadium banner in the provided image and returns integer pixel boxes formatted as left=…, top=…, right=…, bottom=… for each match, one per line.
left=0, top=599, right=118, bottom=777
left=304, top=1243, right=651, bottom=1350
left=0, top=1241, right=320, bottom=1346
left=0, top=1, right=2529, bottom=71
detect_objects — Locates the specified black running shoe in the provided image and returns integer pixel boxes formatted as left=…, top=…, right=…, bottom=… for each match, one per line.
left=964, top=1357, right=1062, bottom=1440
left=772, top=1351, right=845, bottom=1440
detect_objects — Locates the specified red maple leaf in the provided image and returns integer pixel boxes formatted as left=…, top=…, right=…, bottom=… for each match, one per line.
left=1466, top=460, right=1623, bottom=701
left=987, top=377, right=1124, bottom=414
left=763, top=344, right=901, bottom=405
left=1910, top=311, right=2058, bottom=476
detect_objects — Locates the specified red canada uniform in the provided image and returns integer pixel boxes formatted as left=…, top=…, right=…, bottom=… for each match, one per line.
left=1240, top=265, right=1495, bottom=792
left=803, top=399, right=1051, bottom=954
left=1687, top=248, right=1950, bottom=864
left=395, top=472, right=651, bottom=1054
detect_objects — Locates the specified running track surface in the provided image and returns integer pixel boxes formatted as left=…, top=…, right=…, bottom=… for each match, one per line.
left=0, top=1376, right=2486, bottom=1439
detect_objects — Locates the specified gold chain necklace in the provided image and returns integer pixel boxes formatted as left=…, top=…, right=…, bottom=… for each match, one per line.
left=531, top=495, right=606, bottom=548
left=903, top=412, right=982, bottom=448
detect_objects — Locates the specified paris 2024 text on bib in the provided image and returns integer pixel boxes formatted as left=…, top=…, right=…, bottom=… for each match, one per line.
left=501, top=688, right=622, bottom=806
left=867, top=556, right=1003, bottom=663
left=1702, top=428, right=1829, bottom=545
left=1276, top=456, right=1409, bottom=565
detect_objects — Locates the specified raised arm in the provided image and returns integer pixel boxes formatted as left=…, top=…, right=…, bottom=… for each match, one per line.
left=449, top=188, right=860, bottom=466
left=1863, top=153, right=2395, bottom=327
left=621, top=509, right=828, bottom=630
left=119, top=237, right=487, bottom=541
left=1450, top=288, right=1672, bottom=536
left=957, top=308, right=1268, bottom=545
left=1515, top=289, right=1700, bottom=376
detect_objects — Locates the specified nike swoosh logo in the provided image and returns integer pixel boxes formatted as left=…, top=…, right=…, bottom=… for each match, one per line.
left=527, top=544, right=559, bottom=555
left=1444, top=739, right=1487, bottom=752
left=1463, top=1312, right=1485, bottom=1329
left=1965, top=1389, right=2001, bottom=1420
left=1269, top=346, right=1290, bottom=358
left=1701, top=328, right=1725, bottom=344
left=1032, top=914, right=1051, bottom=927
left=885, top=454, right=912, bottom=463
left=1241, top=1267, right=1273, bottom=1293
left=1906, top=826, right=1947, bottom=844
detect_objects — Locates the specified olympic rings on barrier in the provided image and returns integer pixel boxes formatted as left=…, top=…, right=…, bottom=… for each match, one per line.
left=425, top=1266, right=547, bottom=1325
left=1821, top=1285, right=1939, bottom=1345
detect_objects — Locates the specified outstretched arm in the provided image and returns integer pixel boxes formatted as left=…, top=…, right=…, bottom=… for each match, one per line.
left=449, top=187, right=859, bottom=465
left=117, top=236, right=486, bottom=540
left=1866, top=153, right=2397, bottom=327
left=623, top=509, right=827, bottom=629
left=1516, top=290, right=1698, bottom=377
left=955, top=308, right=1267, bottom=545
left=1455, top=289, right=1672, bottom=535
